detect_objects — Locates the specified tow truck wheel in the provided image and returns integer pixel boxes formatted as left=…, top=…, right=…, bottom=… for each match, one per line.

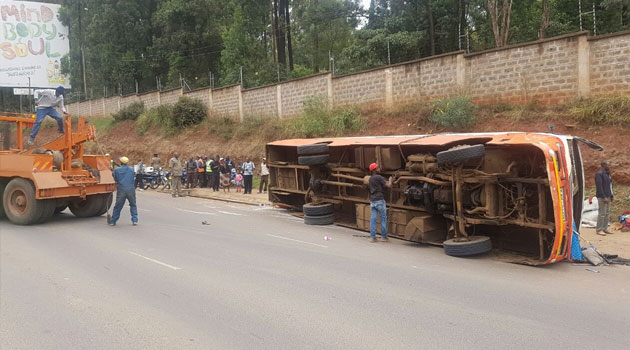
left=94, top=194, right=113, bottom=216
left=0, top=180, right=7, bottom=219
left=2, top=178, right=48, bottom=225
left=69, top=194, right=109, bottom=218
left=443, top=236, right=492, bottom=257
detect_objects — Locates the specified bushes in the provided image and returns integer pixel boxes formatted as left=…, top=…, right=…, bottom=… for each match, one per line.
left=136, top=104, right=174, bottom=135
left=570, top=96, right=630, bottom=125
left=135, top=97, right=206, bottom=135
left=430, top=96, right=477, bottom=129
left=112, top=102, right=144, bottom=122
left=172, top=97, right=207, bottom=128
left=285, top=95, right=365, bottom=138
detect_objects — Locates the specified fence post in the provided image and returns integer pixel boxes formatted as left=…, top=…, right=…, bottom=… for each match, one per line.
left=456, top=53, right=466, bottom=91
left=238, top=86, right=244, bottom=122
left=208, top=86, right=214, bottom=115
left=327, top=72, right=334, bottom=108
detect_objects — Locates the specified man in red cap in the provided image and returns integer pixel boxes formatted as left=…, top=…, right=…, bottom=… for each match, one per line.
left=368, top=162, right=393, bottom=242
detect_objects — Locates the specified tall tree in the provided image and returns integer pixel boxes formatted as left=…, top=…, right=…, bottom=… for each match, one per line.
left=487, top=0, right=513, bottom=47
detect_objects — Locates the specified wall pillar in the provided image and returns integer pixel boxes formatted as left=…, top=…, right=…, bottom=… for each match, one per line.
left=208, top=87, right=214, bottom=115
left=238, top=86, right=244, bottom=122
left=577, top=34, right=591, bottom=98
left=456, top=53, right=466, bottom=91
left=277, top=84, right=283, bottom=119
left=327, top=72, right=334, bottom=107
left=89, top=99, right=93, bottom=116
left=117, top=96, right=121, bottom=111
left=102, top=97, right=105, bottom=116
left=384, top=68, right=393, bottom=108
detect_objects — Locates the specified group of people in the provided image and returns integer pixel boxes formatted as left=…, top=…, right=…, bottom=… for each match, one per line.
left=165, top=153, right=269, bottom=197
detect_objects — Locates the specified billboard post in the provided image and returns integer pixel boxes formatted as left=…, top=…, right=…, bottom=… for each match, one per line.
left=0, top=1, right=71, bottom=89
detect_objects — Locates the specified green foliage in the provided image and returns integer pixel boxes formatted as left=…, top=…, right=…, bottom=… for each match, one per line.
left=430, top=96, right=477, bottom=130
left=136, top=104, right=175, bottom=135
left=171, top=97, right=207, bottom=128
left=285, top=95, right=364, bottom=138
left=570, top=96, right=630, bottom=125
left=89, top=117, right=116, bottom=135
left=112, top=102, right=144, bottom=122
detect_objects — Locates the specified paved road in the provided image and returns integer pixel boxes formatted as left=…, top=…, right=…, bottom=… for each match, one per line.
left=1, top=191, right=628, bottom=349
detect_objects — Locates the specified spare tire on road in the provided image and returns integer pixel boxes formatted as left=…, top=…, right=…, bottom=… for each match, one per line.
left=436, top=144, right=485, bottom=165
left=304, top=213, right=335, bottom=225
left=298, top=154, right=329, bottom=166
left=297, top=143, right=329, bottom=156
left=443, top=236, right=492, bottom=257
left=303, top=203, right=334, bottom=216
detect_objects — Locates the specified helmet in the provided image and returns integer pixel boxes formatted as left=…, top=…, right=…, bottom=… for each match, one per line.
left=119, top=156, right=129, bottom=164
left=369, top=163, right=378, bottom=172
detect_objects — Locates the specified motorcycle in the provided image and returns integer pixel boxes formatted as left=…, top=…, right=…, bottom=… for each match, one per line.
left=140, top=167, right=161, bottom=190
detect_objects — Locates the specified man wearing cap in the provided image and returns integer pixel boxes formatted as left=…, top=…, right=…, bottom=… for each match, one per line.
left=595, top=161, right=614, bottom=236
left=368, top=163, right=393, bottom=243
left=258, top=157, right=269, bottom=193
left=28, top=86, right=68, bottom=145
left=169, top=152, right=184, bottom=197
left=109, top=156, right=139, bottom=226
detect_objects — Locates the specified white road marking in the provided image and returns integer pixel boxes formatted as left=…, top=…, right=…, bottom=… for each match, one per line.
left=177, top=208, right=217, bottom=215
left=203, top=205, right=218, bottom=209
left=266, top=234, right=328, bottom=248
left=218, top=211, right=244, bottom=216
left=138, top=208, right=151, bottom=212
left=129, top=252, right=181, bottom=270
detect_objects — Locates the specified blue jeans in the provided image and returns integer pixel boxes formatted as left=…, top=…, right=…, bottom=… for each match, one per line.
left=30, top=107, right=64, bottom=140
left=110, top=189, right=138, bottom=224
left=370, top=199, right=387, bottom=238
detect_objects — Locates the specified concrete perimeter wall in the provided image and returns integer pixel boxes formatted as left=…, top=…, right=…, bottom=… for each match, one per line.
left=67, top=31, right=630, bottom=121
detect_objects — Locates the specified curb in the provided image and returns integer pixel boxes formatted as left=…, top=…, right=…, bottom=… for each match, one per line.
left=188, top=193, right=270, bottom=207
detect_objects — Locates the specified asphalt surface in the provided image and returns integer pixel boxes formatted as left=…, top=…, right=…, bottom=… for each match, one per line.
left=1, top=191, right=629, bottom=350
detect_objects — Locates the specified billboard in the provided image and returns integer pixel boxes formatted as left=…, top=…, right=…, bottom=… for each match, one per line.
left=0, top=1, right=71, bottom=88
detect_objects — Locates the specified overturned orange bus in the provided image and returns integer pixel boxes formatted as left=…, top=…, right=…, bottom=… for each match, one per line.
left=266, top=133, right=602, bottom=265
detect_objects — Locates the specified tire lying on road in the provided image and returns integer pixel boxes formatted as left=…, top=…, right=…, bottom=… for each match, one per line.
left=69, top=194, right=109, bottom=218
left=436, top=144, right=485, bottom=165
left=297, top=143, right=329, bottom=156
left=298, top=154, right=329, bottom=166
left=304, top=213, right=335, bottom=225
left=443, top=236, right=492, bottom=257
left=303, top=203, right=334, bottom=216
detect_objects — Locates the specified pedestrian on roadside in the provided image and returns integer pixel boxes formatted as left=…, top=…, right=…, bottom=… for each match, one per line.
left=28, top=86, right=68, bottom=145
left=241, top=157, right=255, bottom=194
left=220, top=158, right=231, bottom=192
left=235, top=170, right=243, bottom=193
left=595, top=161, right=614, bottom=236
left=134, top=159, right=144, bottom=190
left=185, top=157, right=197, bottom=189
left=205, top=156, right=213, bottom=188
left=169, top=152, right=184, bottom=197
left=368, top=163, right=393, bottom=243
left=109, top=156, right=138, bottom=226
left=211, top=155, right=221, bottom=192
left=151, top=153, right=161, bottom=169
left=259, top=157, right=269, bottom=194
left=198, top=156, right=207, bottom=188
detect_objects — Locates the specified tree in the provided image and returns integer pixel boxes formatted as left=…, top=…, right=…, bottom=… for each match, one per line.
left=486, top=0, right=513, bottom=47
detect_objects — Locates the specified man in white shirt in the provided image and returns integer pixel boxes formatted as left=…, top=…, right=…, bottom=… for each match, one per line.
left=258, top=157, right=270, bottom=194
left=29, top=86, right=68, bottom=145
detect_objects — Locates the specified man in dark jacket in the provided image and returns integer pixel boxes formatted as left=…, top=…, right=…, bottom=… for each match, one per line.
left=211, top=155, right=221, bottom=191
left=109, top=156, right=138, bottom=226
left=368, top=162, right=393, bottom=243
left=185, top=157, right=197, bottom=188
left=595, top=161, right=614, bottom=236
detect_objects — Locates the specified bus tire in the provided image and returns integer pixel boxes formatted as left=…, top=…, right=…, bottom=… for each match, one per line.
left=304, top=213, right=335, bottom=225
left=298, top=154, right=329, bottom=166
left=443, top=236, right=492, bottom=257
left=297, top=143, right=329, bottom=156
left=436, top=144, right=485, bottom=165
left=303, top=203, right=334, bottom=216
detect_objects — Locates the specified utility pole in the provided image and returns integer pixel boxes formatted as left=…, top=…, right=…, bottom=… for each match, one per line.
left=135, top=80, right=138, bottom=94
left=387, top=38, right=391, bottom=65
left=240, top=66, right=243, bottom=86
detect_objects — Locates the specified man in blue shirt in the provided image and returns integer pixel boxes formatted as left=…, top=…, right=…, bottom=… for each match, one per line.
left=109, top=156, right=139, bottom=226
left=241, top=157, right=255, bottom=194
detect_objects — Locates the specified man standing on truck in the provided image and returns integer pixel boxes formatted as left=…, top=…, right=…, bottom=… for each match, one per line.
left=169, top=152, right=184, bottom=197
left=595, top=161, right=614, bottom=236
left=109, top=156, right=139, bottom=226
left=28, top=86, right=68, bottom=145
left=368, top=163, right=393, bottom=243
